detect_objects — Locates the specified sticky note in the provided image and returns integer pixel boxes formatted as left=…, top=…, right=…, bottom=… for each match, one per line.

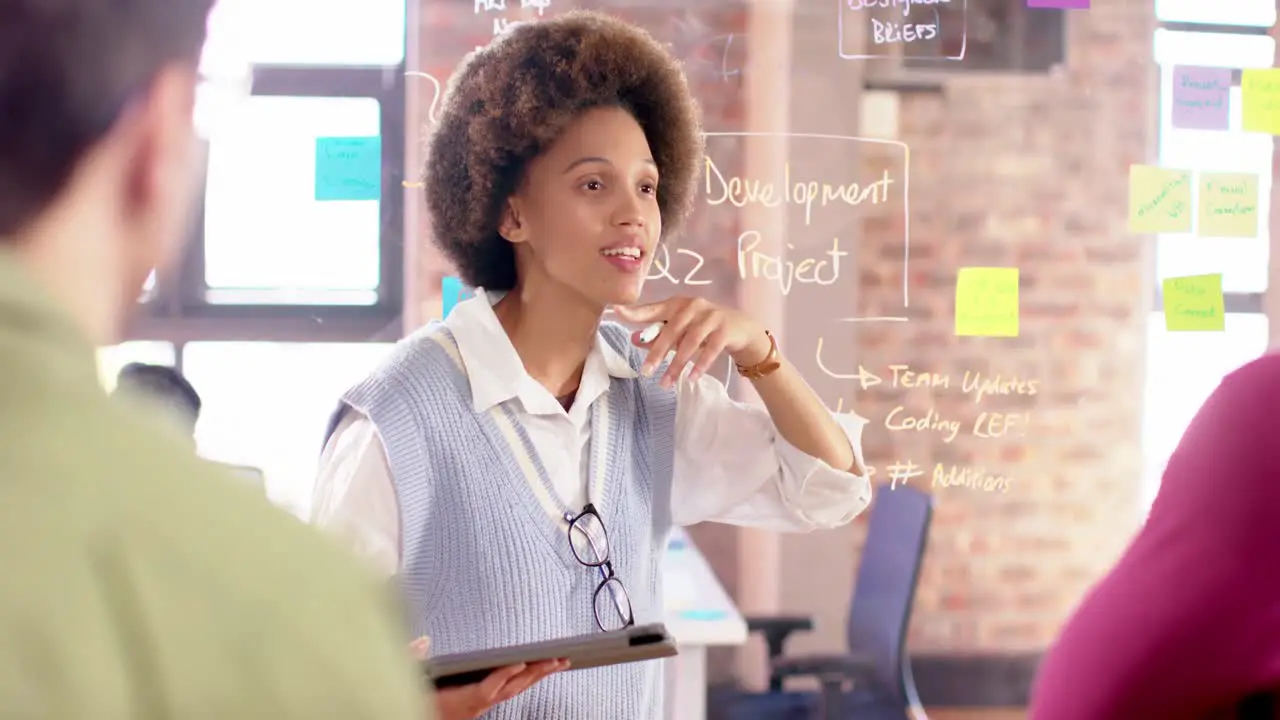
left=1026, top=0, right=1088, bottom=7
left=1242, top=69, right=1280, bottom=136
left=315, top=136, right=381, bottom=201
left=1162, top=274, right=1225, bottom=332
left=679, top=609, right=730, bottom=621
left=1128, top=165, right=1192, bottom=234
left=955, top=267, right=1019, bottom=338
left=1198, top=172, right=1259, bottom=238
left=442, top=276, right=473, bottom=320
left=1171, top=66, right=1231, bottom=131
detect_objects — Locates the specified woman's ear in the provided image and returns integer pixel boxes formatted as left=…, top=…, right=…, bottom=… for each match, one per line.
left=498, top=198, right=526, bottom=244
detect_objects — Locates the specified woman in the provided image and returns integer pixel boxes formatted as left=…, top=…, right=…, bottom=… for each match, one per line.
left=1030, top=355, right=1280, bottom=719
left=311, top=10, right=872, bottom=720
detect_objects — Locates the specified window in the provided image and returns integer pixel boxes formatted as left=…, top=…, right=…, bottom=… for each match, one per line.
left=208, top=0, right=406, bottom=67
left=1141, top=12, right=1274, bottom=516
left=113, top=2, right=409, bottom=521
left=1141, top=314, right=1268, bottom=510
left=183, top=342, right=395, bottom=518
left=1153, top=31, right=1275, bottom=293
left=204, top=96, right=384, bottom=302
left=1156, top=0, right=1276, bottom=27
left=130, top=0, right=407, bottom=343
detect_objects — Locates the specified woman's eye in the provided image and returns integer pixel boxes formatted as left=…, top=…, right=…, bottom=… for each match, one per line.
left=640, top=183, right=657, bottom=195
left=583, top=180, right=603, bottom=191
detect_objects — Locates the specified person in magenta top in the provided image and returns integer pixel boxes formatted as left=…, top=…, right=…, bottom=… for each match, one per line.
left=1030, top=354, right=1280, bottom=720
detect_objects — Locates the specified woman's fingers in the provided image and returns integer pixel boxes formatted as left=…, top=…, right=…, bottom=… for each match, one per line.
left=433, top=658, right=568, bottom=720
left=641, top=300, right=703, bottom=378
left=662, top=312, right=719, bottom=388
left=409, top=636, right=431, bottom=661
left=689, top=328, right=731, bottom=385
left=491, top=659, right=566, bottom=704
left=477, top=663, right=529, bottom=700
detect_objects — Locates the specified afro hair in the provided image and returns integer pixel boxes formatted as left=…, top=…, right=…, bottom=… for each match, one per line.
left=422, top=10, right=704, bottom=291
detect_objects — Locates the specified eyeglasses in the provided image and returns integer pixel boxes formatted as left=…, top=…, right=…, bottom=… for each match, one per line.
left=566, top=503, right=635, bottom=632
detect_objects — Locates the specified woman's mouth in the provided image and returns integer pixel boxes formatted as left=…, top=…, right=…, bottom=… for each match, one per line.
left=601, top=246, right=644, bottom=273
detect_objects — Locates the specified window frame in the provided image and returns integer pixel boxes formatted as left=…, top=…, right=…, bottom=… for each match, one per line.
left=1149, top=21, right=1271, bottom=319
left=129, top=55, right=407, bottom=344
left=1140, top=8, right=1275, bottom=514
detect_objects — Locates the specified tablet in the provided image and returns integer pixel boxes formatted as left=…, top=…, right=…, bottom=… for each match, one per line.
left=425, top=623, right=678, bottom=689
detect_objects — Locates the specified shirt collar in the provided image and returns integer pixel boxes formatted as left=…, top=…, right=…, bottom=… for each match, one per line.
left=0, top=248, right=102, bottom=392
left=444, top=288, right=637, bottom=416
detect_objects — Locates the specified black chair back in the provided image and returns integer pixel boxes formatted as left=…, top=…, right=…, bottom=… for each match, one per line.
left=844, top=484, right=933, bottom=705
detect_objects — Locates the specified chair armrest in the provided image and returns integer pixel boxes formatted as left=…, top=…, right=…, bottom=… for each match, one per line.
left=772, top=652, right=876, bottom=685
left=745, top=615, right=814, bottom=660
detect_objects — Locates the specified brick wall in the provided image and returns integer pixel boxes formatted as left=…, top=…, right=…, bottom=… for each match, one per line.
left=408, top=0, right=1157, bottom=688
left=861, top=2, right=1156, bottom=653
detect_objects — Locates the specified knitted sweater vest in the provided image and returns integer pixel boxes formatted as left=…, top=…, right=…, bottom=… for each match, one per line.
left=326, top=321, right=678, bottom=719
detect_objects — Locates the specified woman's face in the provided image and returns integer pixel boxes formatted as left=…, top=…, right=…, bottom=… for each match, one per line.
left=500, top=106, right=662, bottom=310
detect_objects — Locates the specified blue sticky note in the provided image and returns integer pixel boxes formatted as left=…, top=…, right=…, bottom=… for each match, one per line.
left=679, top=609, right=729, bottom=621
left=315, top=136, right=381, bottom=201
left=442, top=276, right=473, bottom=319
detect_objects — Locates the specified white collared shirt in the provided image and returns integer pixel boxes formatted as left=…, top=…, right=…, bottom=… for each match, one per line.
left=311, top=289, right=871, bottom=577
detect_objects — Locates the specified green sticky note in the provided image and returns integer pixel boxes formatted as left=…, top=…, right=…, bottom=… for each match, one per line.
left=955, top=267, right=1019, bottom=337
left=1162, top=274, right=1225, bottom=331
left=1241, top=68, right=1280, bottom=136
left=1198, top=172, right=1259, bottom=238
left=1128, top=164, right=1192, bottom=234
left=315, top=136, right=381, bottom=201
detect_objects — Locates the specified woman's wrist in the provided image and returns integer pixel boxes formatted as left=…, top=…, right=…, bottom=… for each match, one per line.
left=731, top=330, right=775, bottom=367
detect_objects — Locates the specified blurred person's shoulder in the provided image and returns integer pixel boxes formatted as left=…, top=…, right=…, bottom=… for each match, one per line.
left=1187, top=352, right=1280, bottom=433
left=1222, top=351, right=1280, bottom=395
left=0, top=387, right=421, bottom=717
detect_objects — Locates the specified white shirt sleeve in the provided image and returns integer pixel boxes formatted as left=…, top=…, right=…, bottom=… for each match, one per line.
left=311, top=411, right=402, bottom=578
left=669, top=373, right=872, bottom=531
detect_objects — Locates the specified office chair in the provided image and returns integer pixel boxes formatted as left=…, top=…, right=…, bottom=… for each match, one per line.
left=725, top=484, right=933, bottom=720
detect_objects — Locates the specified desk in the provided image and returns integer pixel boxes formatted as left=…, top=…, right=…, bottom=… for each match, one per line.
left=662, top=529, right=747, bottom=720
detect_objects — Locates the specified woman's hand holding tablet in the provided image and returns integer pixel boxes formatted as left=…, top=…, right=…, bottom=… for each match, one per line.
left=411, top=636, right=569, bottom=719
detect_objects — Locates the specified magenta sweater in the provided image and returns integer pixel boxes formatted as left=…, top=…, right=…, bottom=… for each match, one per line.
left=1030, top=354, right=1280, bottom=719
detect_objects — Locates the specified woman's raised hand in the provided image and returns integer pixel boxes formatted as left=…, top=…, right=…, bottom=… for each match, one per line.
left=614, top=296, right=771, bottom=388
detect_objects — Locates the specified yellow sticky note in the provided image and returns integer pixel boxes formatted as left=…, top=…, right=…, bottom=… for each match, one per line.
left=1198, top=172, right=1259, bottom=238
left=955, top=267, right=1019, bottom=337
left=1242, top=68, right=1280, bottom=136
left=1162, top=274, right=1225, bottom=332
left=1128, top=165, right=1192, bottom=234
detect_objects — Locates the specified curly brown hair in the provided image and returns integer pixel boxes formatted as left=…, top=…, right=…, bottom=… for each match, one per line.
left=423, top=10, right=704, bottom=291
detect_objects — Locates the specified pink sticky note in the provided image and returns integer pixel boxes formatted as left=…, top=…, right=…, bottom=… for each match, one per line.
left=1027, top=0, right=1089, bottom=7
left=1171, top=65, right=1231, bottom=131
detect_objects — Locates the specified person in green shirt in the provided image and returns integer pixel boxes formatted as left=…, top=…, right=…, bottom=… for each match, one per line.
left=0, top=1, right=432, bottom=717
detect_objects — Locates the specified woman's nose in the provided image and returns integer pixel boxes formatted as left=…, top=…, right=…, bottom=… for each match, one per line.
left=612, top=193, right=647, bottom=228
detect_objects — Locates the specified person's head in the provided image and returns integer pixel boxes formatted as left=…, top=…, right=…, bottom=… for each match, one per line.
left=113, top=362, right=202, bottom=440
left=424, top=10, right=703, bottom=314
left=0, top=0, right=216, bottom=345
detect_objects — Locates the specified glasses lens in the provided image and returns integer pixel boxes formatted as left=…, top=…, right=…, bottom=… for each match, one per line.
left=594, top=577, right=633, bottom=632
left=569, top=513, right=609, bottom=567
